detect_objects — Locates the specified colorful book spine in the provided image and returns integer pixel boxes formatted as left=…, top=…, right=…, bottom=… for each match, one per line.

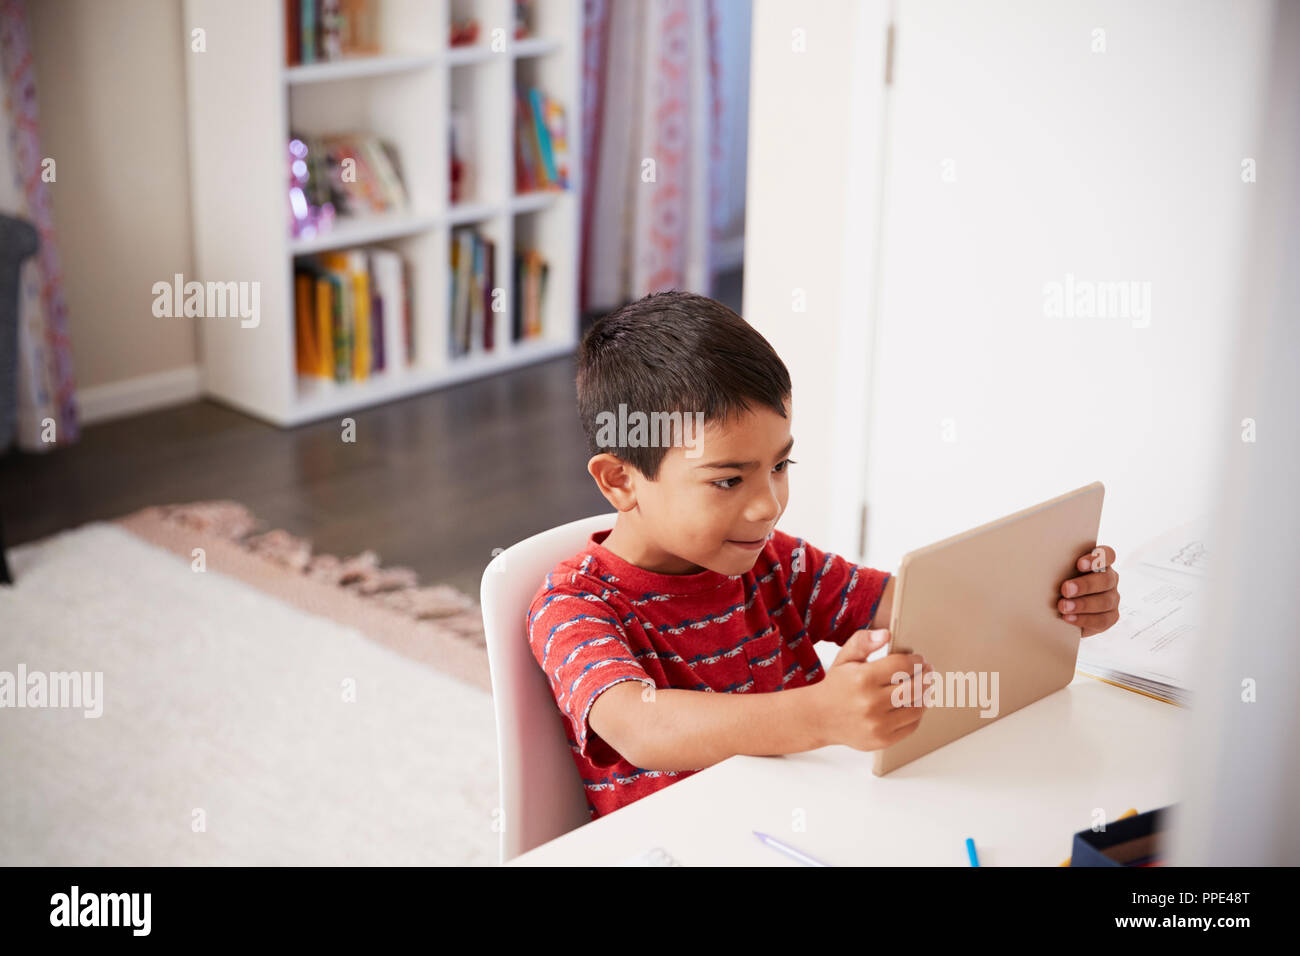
left=347, top=251, right=371, bottom=380
left=320, top=0, right=343, bottom=61
left=296, top=245, right=414, bottom=381
left=543, top=95, right=569, bottom=188
left=529, top=88, right=558, bottom=187
left=294, top=0, right=384, bottom=66
left=470, top=233, right=484, bottom=354
left=517, top=90, right=543, bottom=191
left=526, top=250, right=539, bottom=337
left=512, top=251, right=523, bottom=342
left=403, top=260, right=414, bottom=365
left=368, top=248, right=406, bottom=373
left=483, top=239, right=495, bottom=351
left=301, top=0, right=316, bottom=64
left=509, top=248, right=548, bottom=340
left=313, top=275, right=331, bottom=376
left=294, top=270, right=317, bottom=373
left=452, top=231, right=462, bottom=356
left=332, top=272, right=350, bottom=383
left=447, top=228, right=504, bottom=358
left=451, top=230, right=470, bottom=358
left=286, top=0, right=302, bottom=66
left=538, top=257, right=549, bottom=337
left=371, top=292, right=384, bottom=372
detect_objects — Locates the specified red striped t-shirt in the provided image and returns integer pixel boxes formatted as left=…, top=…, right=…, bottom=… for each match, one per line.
left=526, top=527, right=890, bottom=820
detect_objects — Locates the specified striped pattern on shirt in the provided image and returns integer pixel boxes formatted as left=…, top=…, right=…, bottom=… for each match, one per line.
left=526, top=527, right=890, bottom=820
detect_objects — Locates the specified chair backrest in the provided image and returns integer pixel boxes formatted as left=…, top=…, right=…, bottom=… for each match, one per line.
left=480, top=511, right=618, bottom=863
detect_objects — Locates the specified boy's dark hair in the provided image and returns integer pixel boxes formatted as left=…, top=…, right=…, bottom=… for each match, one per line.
left=576, top=290, right=792, bottom=480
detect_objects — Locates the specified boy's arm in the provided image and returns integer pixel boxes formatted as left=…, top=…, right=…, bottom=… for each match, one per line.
left=590, top=629, right=930, bottom=771
left=589, top=681, right=829, bottom=772
left=869, top=575, right=896, bottom=629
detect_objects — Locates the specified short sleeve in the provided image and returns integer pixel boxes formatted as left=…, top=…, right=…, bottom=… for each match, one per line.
left=527, top=586, right=656, bottom=766
left=779, top=534, right=891, bottom=646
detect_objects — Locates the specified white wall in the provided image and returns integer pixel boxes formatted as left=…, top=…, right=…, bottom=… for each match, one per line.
left=744, top=0, right=890, bottom=557
left=1172, top=0, right=1300, bottom=866
left=746, top=0, right=1274, bottom=570
left=29, top=0, right=198, bottom=404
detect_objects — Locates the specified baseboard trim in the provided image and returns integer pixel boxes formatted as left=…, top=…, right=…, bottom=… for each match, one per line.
left=77, top=366, right=202, bottom=426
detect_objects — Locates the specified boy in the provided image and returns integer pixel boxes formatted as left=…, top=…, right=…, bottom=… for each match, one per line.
left=527, top=291, right=1121, bottom=819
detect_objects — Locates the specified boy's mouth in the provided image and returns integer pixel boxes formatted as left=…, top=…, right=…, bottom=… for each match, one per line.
left=726, top=535, right=768, bottom=550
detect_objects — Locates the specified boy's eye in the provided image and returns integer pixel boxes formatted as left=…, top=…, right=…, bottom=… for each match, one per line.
left=711, top=459, right=796, bottom=490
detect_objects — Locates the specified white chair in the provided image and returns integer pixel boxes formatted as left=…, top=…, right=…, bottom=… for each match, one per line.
left=481, top=511, right=619, bottom=863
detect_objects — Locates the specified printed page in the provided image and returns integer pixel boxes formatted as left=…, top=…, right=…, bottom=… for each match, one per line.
left=1130, top=518, right=1212, bottom=579
left=1077, top=561, right=1206, bottom=687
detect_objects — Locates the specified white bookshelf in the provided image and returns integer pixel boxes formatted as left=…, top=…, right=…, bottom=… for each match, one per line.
left=182, top=0, right=581, bottom=426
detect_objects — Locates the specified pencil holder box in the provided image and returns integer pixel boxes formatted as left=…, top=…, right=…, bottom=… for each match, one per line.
left=1070, top=806, right=1170, bottom=867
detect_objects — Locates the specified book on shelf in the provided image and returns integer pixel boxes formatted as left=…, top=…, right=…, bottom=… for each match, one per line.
left=323, top=133, right=407, bottom=215
left=512, top=248, right=549, bottom=343
left=449, top=17, right=480, bottom=48
left=289, top=132, right=407, bottom=238
left=515, top=86, right=570, bottom=193
left=320, top=0, right=342, bottom=60
left=449, top=227, right=499, bottom=359
left=287, top=0, right=301, bottom=66
left=542, top=93, right=570, bottom=186
left=287, top=0, right=381, bottom=66
left=513, top=0, right=536, bottom=40
left=294, top=247, right=412, bottom=383
left=368, top=249, right=408, bottom=373
left=449, top=0, right=532, bottom=45
left=448, top=110, right=473, bottom=205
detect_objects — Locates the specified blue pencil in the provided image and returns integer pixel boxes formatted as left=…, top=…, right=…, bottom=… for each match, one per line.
left=753, top=831, right=833, bottom=867
left=966, top=837, right=980, bottom=867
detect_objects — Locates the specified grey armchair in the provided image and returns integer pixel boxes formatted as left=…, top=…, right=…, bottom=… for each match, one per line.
left=0, top=212, right=40, bottom=584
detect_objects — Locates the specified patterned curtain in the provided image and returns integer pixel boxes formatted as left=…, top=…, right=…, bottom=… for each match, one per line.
left=0, top=0, right=77, bottom=451
left=580, top=0, right=724, bottom=313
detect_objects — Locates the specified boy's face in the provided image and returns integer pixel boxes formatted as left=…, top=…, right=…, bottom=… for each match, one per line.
left=598, top=398, right=794, bottom=576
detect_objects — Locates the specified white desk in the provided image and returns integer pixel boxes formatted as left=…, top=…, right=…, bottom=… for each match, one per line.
left=511, top=674, right=1184, bottom=866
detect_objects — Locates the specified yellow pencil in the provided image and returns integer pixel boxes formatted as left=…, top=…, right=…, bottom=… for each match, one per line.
left=1058, top=808, right=1138, bottom=866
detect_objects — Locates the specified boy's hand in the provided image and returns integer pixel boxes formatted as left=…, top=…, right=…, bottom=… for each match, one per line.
left=815, top=628, right=931, bottom=752
left=1058, top=545, right=1121, bottom=637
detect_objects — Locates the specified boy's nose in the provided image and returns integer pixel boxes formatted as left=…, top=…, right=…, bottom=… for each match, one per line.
left=747, top=492, right=782, bottom=523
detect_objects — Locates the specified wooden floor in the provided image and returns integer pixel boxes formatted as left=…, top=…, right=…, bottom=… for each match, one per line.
left=1, top=356, right=603, bottom=600
left=0, top=270, right=744, bottom=598
left=0, top=354, right=609, bottom=598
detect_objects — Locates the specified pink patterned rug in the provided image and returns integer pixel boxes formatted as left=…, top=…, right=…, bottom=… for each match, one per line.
left=115, top=501, right=491, bottom=692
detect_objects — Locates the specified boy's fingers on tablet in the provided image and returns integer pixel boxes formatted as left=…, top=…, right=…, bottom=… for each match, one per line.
left=1061, top=567, right=1118, bottom=598
left=888, top=677, right=922, bottom=710
left=1074, top=610, right=1121, bottom=636
left=875, top=653, right=929, bottom=686
left=1058, top=588, right=1120, bottom=616
left=891, top=667, right=934, bottom=709
left=833, top=627, right=891, bottom=666
left=1076, top=545, right=1116, bottom=572
left=884, top=710, right=924, bottom=742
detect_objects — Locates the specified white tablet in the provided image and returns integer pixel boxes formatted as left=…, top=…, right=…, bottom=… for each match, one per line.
left=872, top=482, right=1105, bottom=775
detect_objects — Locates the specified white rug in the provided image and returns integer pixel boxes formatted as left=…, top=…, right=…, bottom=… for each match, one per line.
left=0, top=523, right=499, bottom=865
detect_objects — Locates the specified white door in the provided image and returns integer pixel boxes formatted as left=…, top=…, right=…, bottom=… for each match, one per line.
left=861, top=0, right=1274, bottom=569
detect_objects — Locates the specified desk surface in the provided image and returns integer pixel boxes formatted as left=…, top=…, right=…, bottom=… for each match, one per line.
left=511, top=674, right=1184, bottom=866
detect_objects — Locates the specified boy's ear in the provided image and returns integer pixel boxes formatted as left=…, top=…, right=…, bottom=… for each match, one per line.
left=587, top=453, right=639, bottom=510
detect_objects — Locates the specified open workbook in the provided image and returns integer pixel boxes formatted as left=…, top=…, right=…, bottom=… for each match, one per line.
left=1074, top=520, right=1210, bottom=705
